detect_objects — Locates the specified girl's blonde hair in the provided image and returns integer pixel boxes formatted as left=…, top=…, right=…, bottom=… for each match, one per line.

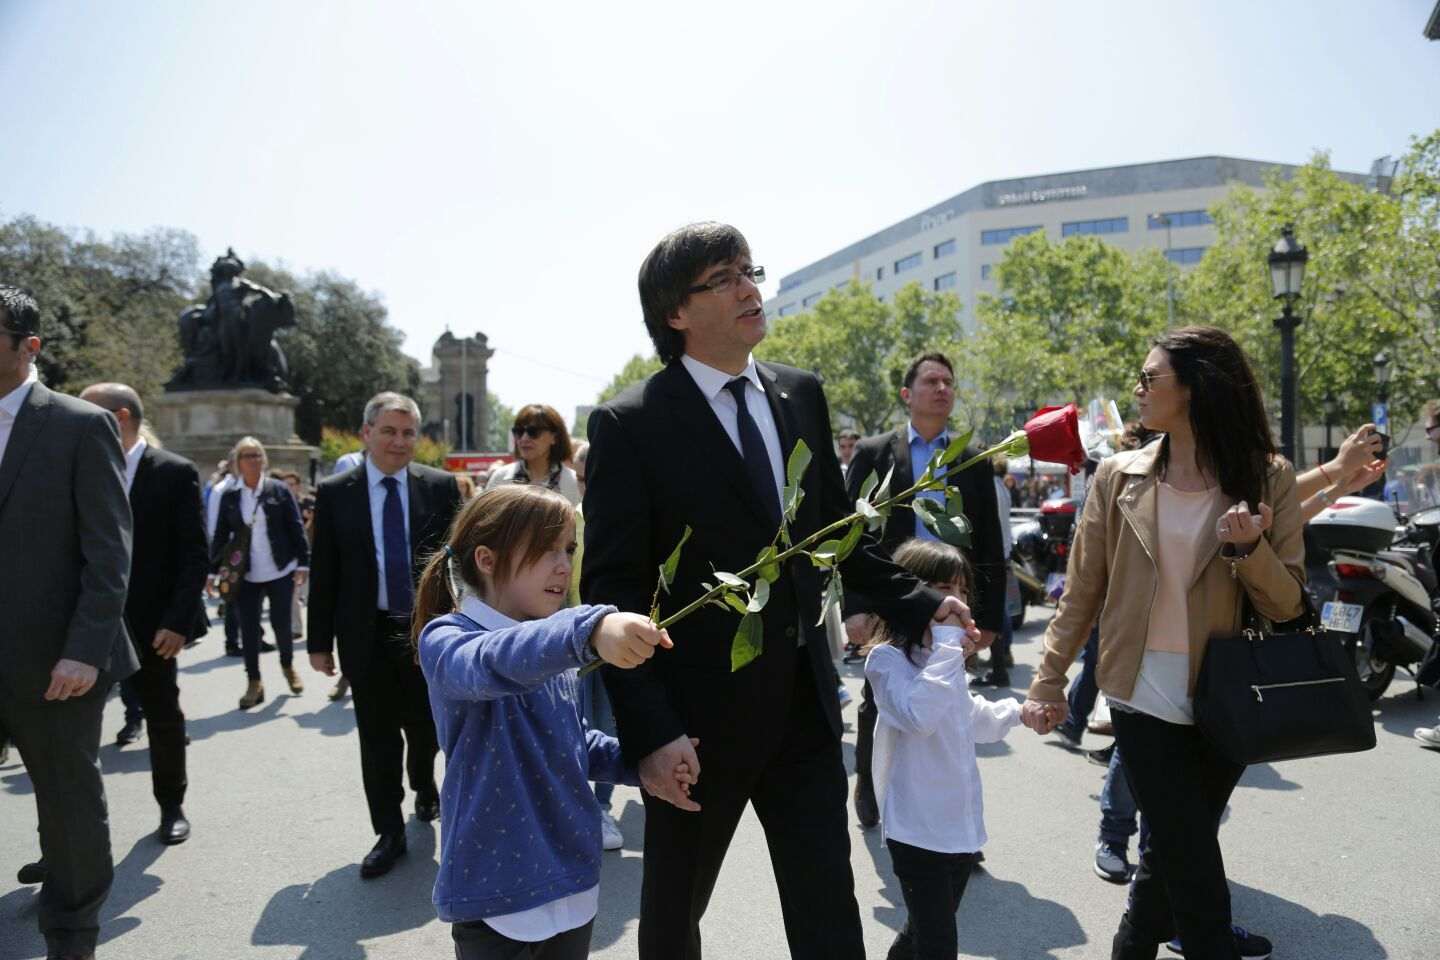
left=410, top=485, right=576, bottom=644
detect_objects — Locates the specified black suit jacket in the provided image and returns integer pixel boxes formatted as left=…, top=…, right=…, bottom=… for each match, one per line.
left=844, top=425, right=1006, bottom=634
left=125, top=445, right=209, bottom=647
left=306, top=462, right=462, bottom=678
left=212, top=477, right=310, bottom=574
left=581, top=360, right=944, bottom=768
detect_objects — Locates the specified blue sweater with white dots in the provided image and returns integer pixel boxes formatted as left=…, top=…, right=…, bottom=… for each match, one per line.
left=418, top=600, right=636, bottom=924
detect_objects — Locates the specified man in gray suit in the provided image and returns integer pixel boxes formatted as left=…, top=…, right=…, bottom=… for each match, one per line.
left=0, top=285, right=138, bottom=960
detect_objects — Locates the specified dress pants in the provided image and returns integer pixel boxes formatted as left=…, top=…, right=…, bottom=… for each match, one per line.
left=0, top=686, right=113, bottom=957
left=1110, top=709, right=1245, bottom=960
left=637, top=664, right=864, bottom=960
left=452, top=918, right=594, bottom=960
left=350, top=613, right=440, bottom=835
left=128, top=641, right=188, bottom=807
left=854, top=677, right=879, bottom=812
left=885, top=839, right=978, bottom=960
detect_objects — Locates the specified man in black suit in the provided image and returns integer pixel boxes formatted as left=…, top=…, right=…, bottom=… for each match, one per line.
left=581, top=223, right=974, bottom=960
left=843, top=351, right=1006, bottom=828
left=308, top=391, right=462, bottom=878
left=0, top=286, right=137, bottom=960
left=80, top=383, right=209, bottom=846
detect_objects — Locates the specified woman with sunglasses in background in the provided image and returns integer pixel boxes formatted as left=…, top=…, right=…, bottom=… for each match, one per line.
left=485, top=404, right=581, bottom=506
left=1022, top=326, right=1304, bottom=960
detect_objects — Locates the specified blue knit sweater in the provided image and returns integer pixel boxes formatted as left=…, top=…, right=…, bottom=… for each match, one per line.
left=418, top=598, right=636, bottom=924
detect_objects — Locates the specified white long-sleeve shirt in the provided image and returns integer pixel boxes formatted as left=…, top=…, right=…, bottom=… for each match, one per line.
left=865, top=640, right=1022, bottom=854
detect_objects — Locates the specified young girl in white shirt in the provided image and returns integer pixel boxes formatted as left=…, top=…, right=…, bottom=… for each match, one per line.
left=864, top=539, right=1022, bottom=960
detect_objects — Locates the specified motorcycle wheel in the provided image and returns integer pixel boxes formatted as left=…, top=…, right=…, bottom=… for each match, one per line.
left=1346, top=611, right=1396, bottom=701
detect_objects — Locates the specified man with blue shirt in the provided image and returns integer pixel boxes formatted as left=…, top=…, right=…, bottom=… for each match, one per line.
left=843, top=352, right=1006, bottom=827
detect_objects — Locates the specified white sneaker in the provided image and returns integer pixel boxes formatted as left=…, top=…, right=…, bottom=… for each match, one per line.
left=1414, top=725, right=1440, bottom=749
left=837, top=685, right=853, bottom=708
left=600, top=809, right=624, bottom=851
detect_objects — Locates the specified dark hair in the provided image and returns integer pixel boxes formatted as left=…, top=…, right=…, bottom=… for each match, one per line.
left=903, top=352, right=954, bottom=390
left=0, top=285, right=40, bottom=338
left=638, top=222, right=750, bottom=364
left=882, top=538, right=972, bottom=664
left=512, top=404, right=574, bottom=466
left=411, top=485, right=576, bottom=645
left=1153, top=326, right=1275, bottom=507
left=1120, top=420, right=1156, bottom=451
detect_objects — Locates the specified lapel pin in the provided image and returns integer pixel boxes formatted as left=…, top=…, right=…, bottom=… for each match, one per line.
left=780, top=392, right=788, bottom=399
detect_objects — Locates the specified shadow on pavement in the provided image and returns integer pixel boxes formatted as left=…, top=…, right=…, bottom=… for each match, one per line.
left=1230, top=880, right=1386, bottom=959
left=184, top=696, right=295, bottom=743
left=252, top=819, right=439, bottom=960
left=290, top=699, right=357, bottom=738
left=1236, top=763, right=1301, bottom=792
left=592, top=798, right=646, bottom=949
left=1371, top=684, right=1437, bottom=741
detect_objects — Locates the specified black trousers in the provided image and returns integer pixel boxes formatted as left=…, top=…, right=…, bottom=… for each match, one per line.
left=452, top=918, right=593, bottom=959
left=885, top=839, right=978, bottom=960
left=0, top=686, right=112, bottom=957
left=1110, top=709, right=1246, bottom=960
left=128, top=640, right=188, bottom=808
left=238, top=575, right=294, bottom=680
left=855, top=677, right=878, bottom=807
left=637, top=664, right=864, bottom=960
left=349, top=614, right=440, bottom=836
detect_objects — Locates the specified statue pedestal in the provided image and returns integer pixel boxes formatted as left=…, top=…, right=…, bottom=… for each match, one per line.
left=152, top=389, right=319, bottom=478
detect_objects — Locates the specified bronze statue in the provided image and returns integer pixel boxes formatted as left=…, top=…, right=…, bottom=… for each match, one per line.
left=167, top=248, right=296, bottom=392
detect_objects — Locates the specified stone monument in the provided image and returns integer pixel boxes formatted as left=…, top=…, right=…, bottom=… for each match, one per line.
left=152, top=248, right=319, bottom=476
left=418, top=331, right=494, bottom=450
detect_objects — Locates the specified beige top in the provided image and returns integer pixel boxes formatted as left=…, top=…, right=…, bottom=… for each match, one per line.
left=1145, top=483, right=1226, bottom=654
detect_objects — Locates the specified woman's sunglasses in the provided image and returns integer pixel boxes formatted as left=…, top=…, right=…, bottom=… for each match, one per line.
left=511, top=424, right=550, bottom=439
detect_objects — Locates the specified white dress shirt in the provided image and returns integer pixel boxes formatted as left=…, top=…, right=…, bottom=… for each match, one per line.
left=679, top=353, right=785, bottom=509
left=0, top=366, right=39, bottom=468
left=366, top=458, right=411, bottom=612
left=238, top=479, right=298, bottom=583
left=866, top=639, right=1022, bottom=854
left=123, top=437, right=148, bottom=495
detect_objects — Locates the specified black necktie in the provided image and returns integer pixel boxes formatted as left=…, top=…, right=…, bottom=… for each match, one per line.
left=725, top=377, right=782, bottom=527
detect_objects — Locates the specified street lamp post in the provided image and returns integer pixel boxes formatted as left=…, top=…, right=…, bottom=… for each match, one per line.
left=1372, top=351, right=1392, bottom=433
left=1268, top=224, right=1309, bottom=464
left=1322, top=389, right=1338, bottom=464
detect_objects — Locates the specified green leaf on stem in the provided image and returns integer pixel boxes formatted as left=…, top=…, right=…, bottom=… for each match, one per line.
left=657, top=526, right=693, bottom=594
left=873, top=465, right=895, bottom=504
left=754, top=545, right=781, bottom=584
left=731, top=613, right=764, bottom=671
left=714, top=571, right=747, bottom=588
left=812, top=540, right=843, bottom=566
left=785, top=439, right=812, bottom=489
left=834, top=519, right=865, bottom=562
left=859, top=470, right=880, bottom=502
left=722, top=592, right=749, bottom=615
left=918, top=507, right=971, bottom=548
left=856, top=498, right=882, bottom=529
left=747, top=578, right=771, bottom=613
left=937, top=429, right=974, bottom=468
left=946, top=489, right=965, bottom=518
left=816, top=572, right=845, bottom=627
left=783, top=482, right=806, bottom=523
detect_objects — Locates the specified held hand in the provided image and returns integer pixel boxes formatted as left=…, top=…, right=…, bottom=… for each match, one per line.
left=309, top=651, right=337, bottom=676
left=975, top=629, right=997, bottom=652
left=671, top=737, right=702, bottom=796
left=639, top=734, right=701, bottom=812
left=152, top=628, right=186, bottom=659
left=593, top=613, right=672, bottom=669
left=1216, top=500, right=1272, bottom=548
left=45, top=659, right=99, bottom=701
left=1021, top=699, right=1068, bottom=734
left=932, top=596, right=980, bottom=642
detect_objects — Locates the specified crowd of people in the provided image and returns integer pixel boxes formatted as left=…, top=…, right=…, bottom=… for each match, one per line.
left=2, top=216, right=1438, bottom=960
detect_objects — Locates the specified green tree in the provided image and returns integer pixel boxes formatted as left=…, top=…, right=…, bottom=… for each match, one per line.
left=598, top=353, right=664, bottom=404
left=755, top=280, right=962, bottom=434
left=484, top=391, right=516, bottom=450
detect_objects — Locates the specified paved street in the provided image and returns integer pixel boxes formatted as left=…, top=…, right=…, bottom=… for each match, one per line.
left=2, top=605, right=1437, bottom=960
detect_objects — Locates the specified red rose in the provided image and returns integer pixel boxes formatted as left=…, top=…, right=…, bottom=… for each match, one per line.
left=1024, top=404, right=1086, bottom=474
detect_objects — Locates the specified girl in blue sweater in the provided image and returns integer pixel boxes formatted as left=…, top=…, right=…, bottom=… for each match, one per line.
left=412, top=484, right=690, bottom=959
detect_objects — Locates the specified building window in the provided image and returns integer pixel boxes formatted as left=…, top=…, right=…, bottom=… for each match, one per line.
left=1148, top=210, right=1213, bottom=230
left=895, top=252, right=922, bottom=274
left=875, top=266, right=884, bottom=281
left=802, top=292, right=824, bottom=308
left=777, top=303, right=798, bottom=317
left=933, top=272, right=957, bottom=291
left=1164, top=247, right=1206, bottom=266
left=980, top=264, right=992, bottom=281
left=980, top=225, right=1042, bottom=246
left=933, top=238, right=957, bottom=259
left=1061, top=216, right=1129, bottom=237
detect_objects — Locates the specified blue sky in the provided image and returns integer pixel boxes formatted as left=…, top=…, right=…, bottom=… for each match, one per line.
left=2, top=0, right=1437, bottom=422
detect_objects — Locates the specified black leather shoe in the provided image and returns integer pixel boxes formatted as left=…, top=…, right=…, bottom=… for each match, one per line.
left=853, top=776, right=879, bottom=829
left=17, top=860, right=46, bottom=884
left=360, top=833, right=407, bottom=878
left=258, top=639, right=277, bottom=652
left=116, top=719, right=144, bottom=746
left=415, top=786, right=440, bottom=823
left=224, top=643, right=243, bottom=657
left=159, top=805, right=191, bottom=845
left=973, top=669, right=1011, bottom=688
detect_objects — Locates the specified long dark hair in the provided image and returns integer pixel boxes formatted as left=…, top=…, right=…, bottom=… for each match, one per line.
left=881, top=539, right=972, bottom=664
left=1153, top=326, right=1275, bottom=507
left=512, top=403, right=574, bottom=468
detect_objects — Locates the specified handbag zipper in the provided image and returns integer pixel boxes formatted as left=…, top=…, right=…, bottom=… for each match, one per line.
left=1250, top=677, right=1345, bottom=702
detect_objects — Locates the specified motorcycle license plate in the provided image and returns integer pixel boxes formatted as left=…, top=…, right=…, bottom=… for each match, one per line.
left=1320, top=601, right=1364, bottom=634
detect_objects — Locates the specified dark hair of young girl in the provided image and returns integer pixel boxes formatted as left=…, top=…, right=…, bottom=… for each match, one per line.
left=410, top=485, right=576, bottom=646
left=879, top=538, right=972, bottom=665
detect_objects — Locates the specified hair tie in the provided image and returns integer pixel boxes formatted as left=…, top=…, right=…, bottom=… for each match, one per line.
left=443, top=543, right=462, bottom=603
left=443, top=544, right=454, bottom=559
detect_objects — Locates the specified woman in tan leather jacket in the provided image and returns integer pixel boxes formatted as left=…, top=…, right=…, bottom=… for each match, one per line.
left=1023, top=326, right=1304, bottom=960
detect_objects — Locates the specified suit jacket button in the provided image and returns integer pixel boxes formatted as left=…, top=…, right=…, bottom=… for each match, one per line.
left=785, top=625, right=797, bottom=639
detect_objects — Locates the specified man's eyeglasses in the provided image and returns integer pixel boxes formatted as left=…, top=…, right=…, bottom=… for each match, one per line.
left=511, top=424, right=550, bottom=439
left=1137, top=370, right=1177, bottom=392
left=686, top=265, right=766, bottom=297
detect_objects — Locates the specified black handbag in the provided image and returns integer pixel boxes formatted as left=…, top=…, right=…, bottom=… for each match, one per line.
left=213, top=492, right=260, bottom=612
left=1194, top=594, right=1376, bottom=765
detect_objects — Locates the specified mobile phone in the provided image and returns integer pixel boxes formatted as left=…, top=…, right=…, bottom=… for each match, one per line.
left=1373, top=430, right=1391, bottom=460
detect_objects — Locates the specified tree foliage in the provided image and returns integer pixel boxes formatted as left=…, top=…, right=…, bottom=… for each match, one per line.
left=755, top=280, right=963, bottom=434
left=484, top=391, right=517, bottom=451
left=598, top=353, right=664, bottom=404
